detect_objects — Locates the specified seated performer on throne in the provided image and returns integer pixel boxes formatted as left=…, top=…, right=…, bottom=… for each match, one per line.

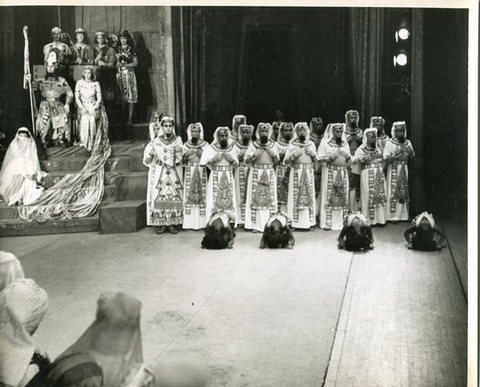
left=0, top=128, right=47, bottom=206
left=75, top=66, right=107, bottom=152
left=32, top=51, right=74, bottom=147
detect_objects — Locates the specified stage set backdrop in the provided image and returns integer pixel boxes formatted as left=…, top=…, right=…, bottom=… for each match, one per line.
left=0, top=6, right=468, bottom=219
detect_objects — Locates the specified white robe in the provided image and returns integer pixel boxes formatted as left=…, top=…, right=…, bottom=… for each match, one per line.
left=284, top=141, right=317, bottom=229
left=0, top=132, right=45, bottom=206
left=352, top=145, right=387, bottom=225
left=317, top=141, right=350, bottom=230
left=274, top=139, right=290, bottom=213
left=182, top=140, right=209, bottom=230
left=232, top=141, right=251, bottom=226
left=383, top=138, right=415, bottom=221
left=144, top=136, right=184, bottom=227
left=200, top=143, right=239, bottom=224
left=244, top=141, right=278, bottom=232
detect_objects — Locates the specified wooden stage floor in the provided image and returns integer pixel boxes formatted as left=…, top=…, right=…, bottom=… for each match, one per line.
left=1, top=220, right=467, bottom=386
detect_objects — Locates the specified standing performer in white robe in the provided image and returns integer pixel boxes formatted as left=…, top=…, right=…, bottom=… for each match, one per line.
left=244, top=123, right=279, bottom=232
left=316, top=123, right=351, bottom=230
left=0, top=128, right=46, bottom=206
left=143, top=116, right=183, bottom=234
left=345, top=110, right=363, bottom=212
left=182, top=123, right=209, bottom=230
left=310, top=117, right=325, bottom=220
left=384, top=121, right=415, bottom=222
left=284, top=122, right=317, bottom=230
left=370, top=116, right=389, bottom=153
left=200, top=127, right=239, bottom=224
left=352, top=128, right=388, bottom=225
left=275, top=122, right=294, bottom=213
left=229, top=114, right=246, bottom=143
left=233, top=124, right=254, bottom=226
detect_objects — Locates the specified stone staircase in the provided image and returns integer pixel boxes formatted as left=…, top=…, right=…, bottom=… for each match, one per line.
left=0, top=124, right=150, bottom=236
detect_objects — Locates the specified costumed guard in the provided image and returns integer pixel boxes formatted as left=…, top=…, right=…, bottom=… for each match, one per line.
left=404, top=212, right=446, bottom=251
left=0, top=128, right=47, bottom=206
left=337, top=212, right=374, bottom=251
left=143, top=116, right=183, bottom=234
left=284, top=122, right=317, bottom=230
left=201, top=210, right=236, bottom=250
left=200, top=127, right=239, bottom=224
left=316, top=123, right=351, bottom=230
left=384, top=121, right=415, bottom=222
left=43, top=26, right=72, bottom=66
left=352, top=128, right=388, bottom=226
left=182, top=123, right=209, bottom=230
left=229, top=114, right=246, bottom=142
left=233, top=124, right=254, bottom=227
left=259, top=211, right=295, bottom=249
left=33, top=51, right=74, bottom=147
left=370, top=116, right=389, bottom=153
left=345, top=110, right=363, bottom=212
left=275, top=122, right=294, bottom=213
left=244, top=123, right=279, bottom=232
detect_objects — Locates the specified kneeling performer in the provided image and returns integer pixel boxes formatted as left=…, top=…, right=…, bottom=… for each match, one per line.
left=338, top=212, right=374, bottom=251
left=404, top=211, right=446, bottom=251
left=201, top=210, right=236, bottom=250
left=259, top=211, right=295, bottom=249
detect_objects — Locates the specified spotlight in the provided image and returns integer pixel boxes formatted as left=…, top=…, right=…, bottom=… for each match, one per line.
left=395, top=28, right=410, bottom=43
left=393, top=51, right=408, bottom=67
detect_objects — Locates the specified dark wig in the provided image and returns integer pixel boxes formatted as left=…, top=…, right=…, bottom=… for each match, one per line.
left=264, top=231, right=290, bottom=249
left=344, top=232, right=371, bottom=252
left=201, top=228, right=229, bottom=250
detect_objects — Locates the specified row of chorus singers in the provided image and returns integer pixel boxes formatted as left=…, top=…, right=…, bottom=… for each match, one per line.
left=143, top=112, right=415, bottom=235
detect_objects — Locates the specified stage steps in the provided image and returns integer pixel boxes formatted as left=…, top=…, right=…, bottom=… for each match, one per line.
left=0, top=139, right=149, bottom=237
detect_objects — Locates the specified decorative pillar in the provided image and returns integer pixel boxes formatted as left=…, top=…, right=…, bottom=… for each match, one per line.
left=158, top=7, right=176, bottom=120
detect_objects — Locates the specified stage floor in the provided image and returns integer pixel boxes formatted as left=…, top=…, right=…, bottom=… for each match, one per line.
left=1, top=222, right=467, bottom=386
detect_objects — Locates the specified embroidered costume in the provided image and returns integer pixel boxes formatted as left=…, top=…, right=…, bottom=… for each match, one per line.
left=316, top=123, right=351, bottom=230
left=244, top=123, right=279, bottom=232
left=182, top=123, right=209, bottom=230
left=233, top=124, right=253, bottom=226
left=352, top=128, right=388, bottom=225
left=200, top=127, right=239, bottom=224
left=143, top=116, right=183, bottom=229
left=284, top=123, right=317, bottom=229
left=345, top=110, right=363, bottom=212
left=384, top=121, right=415, bottom=221
left=274, top=122, right=294, bottom=213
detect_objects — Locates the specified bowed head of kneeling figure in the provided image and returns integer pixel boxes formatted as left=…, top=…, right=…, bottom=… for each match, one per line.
left=259, top=211, right=295, bottom=249
left=201, top=210, right=235, bottom=250
left=338, top=212, right=374, bottom=251
left=403, top=212, right=446, bottom=251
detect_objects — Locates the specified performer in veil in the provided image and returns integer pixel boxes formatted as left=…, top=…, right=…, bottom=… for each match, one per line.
left=0, top=128, right=47, bottom=206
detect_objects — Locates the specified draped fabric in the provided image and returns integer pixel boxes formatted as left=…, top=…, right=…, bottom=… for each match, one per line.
left=17, top=112, right=110, bottom=222
left=348, top=8, right=384, bottom=128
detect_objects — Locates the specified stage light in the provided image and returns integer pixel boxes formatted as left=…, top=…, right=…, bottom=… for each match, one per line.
left=395, top=28, right=410, bottom=43
left=393, top=51, right=408, bottom=67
